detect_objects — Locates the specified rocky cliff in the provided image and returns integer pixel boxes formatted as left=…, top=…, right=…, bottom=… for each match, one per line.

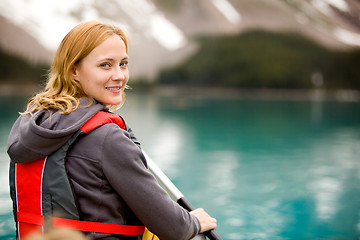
left=0, top=0, right=359, bottom=80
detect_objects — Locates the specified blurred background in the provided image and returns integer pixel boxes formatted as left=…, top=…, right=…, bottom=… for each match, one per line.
left=1, top=0, right=360, bottom=239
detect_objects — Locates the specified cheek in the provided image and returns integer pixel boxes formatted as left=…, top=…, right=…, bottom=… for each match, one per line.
left=80, top=68, right=104, bottom=86
left=124, top=71, right=130, bottom=83
left=76, top=69, right=100, bottom=95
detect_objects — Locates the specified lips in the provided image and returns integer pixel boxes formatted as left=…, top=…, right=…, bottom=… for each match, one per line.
left=106, top=86, right=122, bottom=93
left=106, top=87, right=121, bottom=90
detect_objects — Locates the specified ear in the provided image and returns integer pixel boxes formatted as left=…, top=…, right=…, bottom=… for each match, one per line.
left=71, top=66, right=79, bottom=81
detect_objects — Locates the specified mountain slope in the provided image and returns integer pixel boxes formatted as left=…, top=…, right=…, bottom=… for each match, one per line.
left=0, top=0, right=359, bottom=80
left=0, top=15, right=53, bottom=63
left=157, top=0, right=360, bottom=48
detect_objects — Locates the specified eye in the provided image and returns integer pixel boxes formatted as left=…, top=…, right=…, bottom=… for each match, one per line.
left=100, top=62, right=111, bottom=68
left=120, top=61, right=128, bottom=69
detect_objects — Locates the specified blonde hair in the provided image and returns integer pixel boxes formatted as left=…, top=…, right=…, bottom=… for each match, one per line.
left=25, top=21, right=129, bottom=114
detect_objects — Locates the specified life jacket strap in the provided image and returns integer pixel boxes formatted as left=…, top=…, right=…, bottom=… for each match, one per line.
left=80, top=111, right=126, bottom=133
left=17, top=212, right=145, bottom=236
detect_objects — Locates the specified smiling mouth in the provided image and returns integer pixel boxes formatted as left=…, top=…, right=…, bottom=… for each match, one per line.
left=106, top=87, right=121, bottom=91
left=105, top=86, right=123, bottom=93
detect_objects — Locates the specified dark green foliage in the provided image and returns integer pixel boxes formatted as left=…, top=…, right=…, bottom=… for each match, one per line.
left=159, top=30, right=360, bottom=89
left=323, top=49, right=360, bottom=89
left=0, top=48, right=49, bottom=83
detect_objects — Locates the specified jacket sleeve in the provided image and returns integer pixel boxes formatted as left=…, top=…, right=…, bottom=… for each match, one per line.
left=101, top=124, right=200, bottom=240
left=124, top=122, right=142, bottom=149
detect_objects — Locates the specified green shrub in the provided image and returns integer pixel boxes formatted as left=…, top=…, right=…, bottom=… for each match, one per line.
left=159, top=30, right=359, bottom=89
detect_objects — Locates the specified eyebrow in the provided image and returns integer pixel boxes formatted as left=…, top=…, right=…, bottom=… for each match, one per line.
left=97, top=57, right=129, bottom=63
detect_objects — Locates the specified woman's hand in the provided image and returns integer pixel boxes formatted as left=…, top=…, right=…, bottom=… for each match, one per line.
left=190, top=208, right=217, bottom=233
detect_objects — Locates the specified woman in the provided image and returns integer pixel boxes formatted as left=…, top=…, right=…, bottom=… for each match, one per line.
left=7, top=21, right=217, bottom=240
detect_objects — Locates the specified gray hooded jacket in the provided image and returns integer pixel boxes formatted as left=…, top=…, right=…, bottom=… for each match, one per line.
left=7, top=98, right=200, bottom=240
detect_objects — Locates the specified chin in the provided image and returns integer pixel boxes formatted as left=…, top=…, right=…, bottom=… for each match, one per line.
left=105, top=99, right=123, bottom=106
left=101, top=93, right=123, bottom=106
left=105, top=102, right=122, bottom=106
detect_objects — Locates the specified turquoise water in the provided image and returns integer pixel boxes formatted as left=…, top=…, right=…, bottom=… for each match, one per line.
left=1, top=92, right=360, bottom=239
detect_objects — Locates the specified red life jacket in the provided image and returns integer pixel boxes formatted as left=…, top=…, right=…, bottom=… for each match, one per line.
left=9, top=111, right=145, bottom=239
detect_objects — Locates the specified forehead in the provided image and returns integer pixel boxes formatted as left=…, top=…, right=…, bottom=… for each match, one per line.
left=89, top=34, right=127, bottom=59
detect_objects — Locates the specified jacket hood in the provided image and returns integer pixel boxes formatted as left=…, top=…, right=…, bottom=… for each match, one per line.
left=7, top=98, right=106, bottom=163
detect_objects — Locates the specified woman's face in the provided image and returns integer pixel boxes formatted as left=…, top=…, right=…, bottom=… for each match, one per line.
left=72, top=34, right=129, bottom=106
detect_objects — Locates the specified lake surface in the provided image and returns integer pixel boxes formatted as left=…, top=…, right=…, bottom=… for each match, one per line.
left=1, top=91, right=359, bottom=240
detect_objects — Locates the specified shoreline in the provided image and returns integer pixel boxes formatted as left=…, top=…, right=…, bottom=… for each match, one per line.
left=130, top=86, right=360, bottom=102
left=1, top=83, right=360, bottom=102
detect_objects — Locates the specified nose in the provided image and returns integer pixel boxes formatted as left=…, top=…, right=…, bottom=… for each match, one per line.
left=111, top=66, right=126, bottom=81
